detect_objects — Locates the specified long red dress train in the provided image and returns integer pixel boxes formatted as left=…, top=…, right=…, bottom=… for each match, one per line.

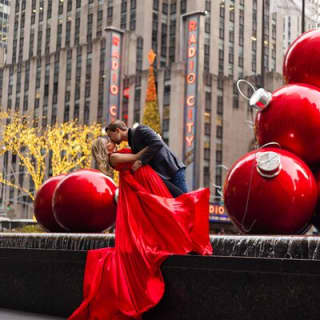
left=69, top=149, right=212, bottom=320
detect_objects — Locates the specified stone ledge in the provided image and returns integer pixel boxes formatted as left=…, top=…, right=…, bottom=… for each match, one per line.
left=0, top=309, right=63, bottom=320
left=2, top=233, right=320, bottom=260
left=1, top=248, right=320, bottom=319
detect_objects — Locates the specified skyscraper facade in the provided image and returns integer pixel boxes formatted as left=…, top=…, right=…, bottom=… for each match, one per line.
left=276, top=0, right=320, bottom=52
left=0, top=0, right=284, bottom=218
left=0, top=0, right=10, bottom=50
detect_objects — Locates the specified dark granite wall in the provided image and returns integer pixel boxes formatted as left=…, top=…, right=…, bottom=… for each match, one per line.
left=145, top=255, right=320, bottom=320
left=1, top=248, right=320, bottom=319
left=0, top=249, right=85, bottom=317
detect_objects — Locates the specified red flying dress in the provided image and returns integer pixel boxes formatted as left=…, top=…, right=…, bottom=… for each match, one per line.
left=69, top=149, right=212, bottom=320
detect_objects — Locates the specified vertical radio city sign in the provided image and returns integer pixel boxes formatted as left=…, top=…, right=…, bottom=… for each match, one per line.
left=183, top=13, right=202, bottom=189
left=105, top=28, right=123, bottom=123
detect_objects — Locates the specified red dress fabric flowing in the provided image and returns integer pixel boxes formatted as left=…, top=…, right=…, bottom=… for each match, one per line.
left=69, top=149, right=212, bottom=320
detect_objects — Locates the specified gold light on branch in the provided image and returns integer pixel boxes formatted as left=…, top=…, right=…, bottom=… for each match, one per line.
left=0, top=172, right=34, bottom=200
left=0, top=113, right=102, bottom=201
left=47, top=121, right=102, bottom=176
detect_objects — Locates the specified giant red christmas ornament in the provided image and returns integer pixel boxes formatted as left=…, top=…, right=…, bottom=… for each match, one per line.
left=34, top=175, right=67, bottom=232
left=311, top=170, right=320, bottom=231
left=254, top=83, right=320, bottom=165
left=53, top=169, right=117, bottom=232
left=283, top=30, right=320, bottom=89
left=223, top=147, right=317, bottom=234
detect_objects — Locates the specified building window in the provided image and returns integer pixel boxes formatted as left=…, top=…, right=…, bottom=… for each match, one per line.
left=205, top=91, right=211, bottom=111
left=136, top=37, right=143, bottom=71
left=180, top=0, right=187, bottom=14
left=217, top=96, right=223, bottom=115
left=87, top=13, right=93, bottom=42
left=121, top=0, right=127, bottom=13
left=219, top=20, right=224, bottom=39
left=74, top=103, right=80, bottom=120
left=23, top=95, right=28, bottom=111
left=216, top=125, right=223, bottom=139
left=51, top=105, right=57, bottom=125
left=229, top=6, right=234, bottom=22
left=205, top=123, right=211, bottom=136
left=163, top=85, right=170, bottom=106
left=228, top=48, right=234, bottom=64
left=130, top=2, right=136, bottom=30
left=57, top=24, right=62, bottom=48
left=205, top=0, right=211, bottom=12
left=205, top=17, right=211, bottom=33
left=153, top=0, right=159, bottom=11
left=134, top=88, right=141, bottom=123
left=37, top=30, right=42, bottom=56
left=66, top=21, right=71, bottom=47
left=161, top=23, right=167, bottom=58
left=204, top=148, right=210, bottom=161
left=47, top=0, right=52, bottom=19
left=84, top=101, right=90, bottom=124
left=64, top=105, right=70, bottom=122
left=216, top=150, right=222, bottom=164
left=170, top=2, right=176, bottom=14
left=67, top=0, right=72, bottom=11
left=58, top=1, right=64, bottom=15
left=229, top=30, right=234, bottom=43
left=107, top=6, right=113, bottom=17
left=203, top=167, right=210, bottom=187
left=220, top=5, right=225, bottom=18
left=252, top=54, right=257, bottom=72
left=163, top=2, right=168, bottom=14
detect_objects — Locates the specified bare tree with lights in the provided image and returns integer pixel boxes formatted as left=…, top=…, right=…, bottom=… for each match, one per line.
left=0, top=112, right=102, bottom=201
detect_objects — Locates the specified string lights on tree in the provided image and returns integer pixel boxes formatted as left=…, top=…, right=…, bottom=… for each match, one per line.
left=0, top=112, right=102, bottom=201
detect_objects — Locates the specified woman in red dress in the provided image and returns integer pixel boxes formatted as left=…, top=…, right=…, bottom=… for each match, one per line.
left=69, top=137, right=212, bottom=320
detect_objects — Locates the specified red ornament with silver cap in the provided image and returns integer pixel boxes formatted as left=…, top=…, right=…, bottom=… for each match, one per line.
left=283, top=30, right=320, bottom=90
left=223, top=147, right=317, bottom=234
left=252, top=83, right=320, bottom=165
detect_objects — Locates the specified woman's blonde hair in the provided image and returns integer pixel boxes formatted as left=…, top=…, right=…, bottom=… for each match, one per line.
left=91, top=136, right=113, bottom=177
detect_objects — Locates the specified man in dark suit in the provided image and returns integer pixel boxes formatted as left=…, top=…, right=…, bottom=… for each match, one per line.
left=106, top=120, right=188, bottom=197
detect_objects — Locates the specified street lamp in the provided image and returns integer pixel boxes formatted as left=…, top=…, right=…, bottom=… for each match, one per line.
left=302, top=0, right=305, bottom=33
left=216, top=164, right=229, bottom=171
left=213, top=164, right=229, bottom=203
left=261, top=0, right=265, bottom=88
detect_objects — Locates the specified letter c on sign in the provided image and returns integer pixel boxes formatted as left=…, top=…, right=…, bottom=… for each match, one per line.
left=110, top=105, right=117, bottom=116
left=186, top=96, right=195, bottom=106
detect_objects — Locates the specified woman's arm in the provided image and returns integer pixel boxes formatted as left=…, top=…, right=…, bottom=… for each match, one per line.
left=109, top=147, right=148, bottom=167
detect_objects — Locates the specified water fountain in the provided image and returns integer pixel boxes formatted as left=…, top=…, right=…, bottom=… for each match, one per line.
left=1, top=232, right=320, bottom=319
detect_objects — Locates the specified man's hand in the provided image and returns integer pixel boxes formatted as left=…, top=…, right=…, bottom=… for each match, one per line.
left=131, top=160, right=143, bottom=172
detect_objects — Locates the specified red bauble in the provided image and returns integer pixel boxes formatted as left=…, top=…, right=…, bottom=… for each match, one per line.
left=255, top=83, right=320, bottom=165
left=311, top=170, right=320, bottom=230
left=53, top=169, right=117, bottom=232
left=34, top=175, right=67, bottom=232
left=223, top=147, right=317, bottom=234
left=283, top=30, right=320, bottom=89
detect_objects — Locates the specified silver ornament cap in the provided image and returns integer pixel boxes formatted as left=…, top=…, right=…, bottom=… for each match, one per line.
left=249, top=88, right=272, bottom=110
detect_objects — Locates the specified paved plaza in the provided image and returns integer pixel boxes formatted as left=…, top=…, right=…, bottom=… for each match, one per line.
left=0, top=309, right=64, bottom=319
